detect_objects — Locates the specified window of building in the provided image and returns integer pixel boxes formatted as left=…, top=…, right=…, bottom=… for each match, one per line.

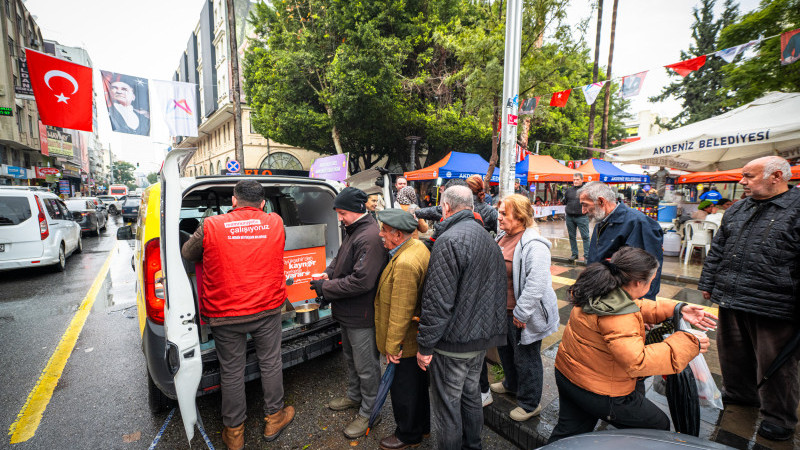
left=16, top=15, right=22, bottom=33
left=209, top=163, right=213, bottom=174
left=16, top=107, right=22, bottom=133
left=216, top=160, right=221, bottom=174
left=260, top=152, right=303, bottom=171
left=8, top=37, right=15, bottom=57
left=5, top=0, right=11, bottom=17
left=28, top=115, right=33, bottom=135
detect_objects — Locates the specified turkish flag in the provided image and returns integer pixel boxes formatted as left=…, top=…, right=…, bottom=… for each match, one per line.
left=665, top=55, right=707, bottom=77
left=26, top=49, right=93, bottom=131
left=550, top=89, right=571, bottom=107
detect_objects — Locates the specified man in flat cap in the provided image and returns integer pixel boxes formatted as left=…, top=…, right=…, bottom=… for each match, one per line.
left=309, top=187, right=389, bottom=438
left=374, top=209, right=431, bottom=449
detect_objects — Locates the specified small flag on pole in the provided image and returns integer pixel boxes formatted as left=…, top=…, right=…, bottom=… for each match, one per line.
left=26, top=49, right=93, bottom=131
left=780, top=28, right=800, bottom=65
left=620, top=71, right=648, bottom=98
left=519, top=97, right=539, bottom=115
left=665, top=55, right=707, bottom=77
left=580, top=81, right=607, bottom=105
left=715, top=39, right=759, bottom=63
left=549, top=89, right=571, bottom=107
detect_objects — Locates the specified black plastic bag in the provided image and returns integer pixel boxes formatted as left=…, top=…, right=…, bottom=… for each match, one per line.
left=664, top=304, right=701, bottom=436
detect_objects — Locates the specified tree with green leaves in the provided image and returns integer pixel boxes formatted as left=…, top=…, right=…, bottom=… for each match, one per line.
left=146, top=172, right=158, bottom=185
left=718, top=0, right=800, bottom=107
left=650, top=0, right=739, bottom=128
left=112, top=161, right=136, bottom=188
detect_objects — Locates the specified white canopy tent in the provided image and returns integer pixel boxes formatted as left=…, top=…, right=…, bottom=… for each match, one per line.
left=606, top=92, right=800, bottom=172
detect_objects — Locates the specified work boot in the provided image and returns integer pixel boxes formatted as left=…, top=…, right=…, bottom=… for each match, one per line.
left=344, top=414, right=376, bottom=439
left=757, top=421, right=794, bottom=441
left=222, top=423, right=244, bottom=450
left=328, top=396, right=360, bottom=411
left=263, top=406, right=295, bottom=442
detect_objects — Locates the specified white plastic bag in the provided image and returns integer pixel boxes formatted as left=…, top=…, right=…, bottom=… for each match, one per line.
left=679, top=319, right=724, bottom=410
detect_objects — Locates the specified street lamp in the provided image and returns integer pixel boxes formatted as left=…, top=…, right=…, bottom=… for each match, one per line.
left=406, top=136, right=421, bottom=171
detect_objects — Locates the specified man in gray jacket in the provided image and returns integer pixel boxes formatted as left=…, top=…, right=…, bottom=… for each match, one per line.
left=416, top=186, right=507, bottom=450
left=563, top=173, right=589, bottom=262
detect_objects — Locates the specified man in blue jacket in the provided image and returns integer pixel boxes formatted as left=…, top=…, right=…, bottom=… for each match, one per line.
left=579, top=181, right=664, bottom=299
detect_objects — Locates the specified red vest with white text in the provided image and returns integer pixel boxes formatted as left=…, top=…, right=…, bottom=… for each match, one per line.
left=201, top=207, right=286, bottom=317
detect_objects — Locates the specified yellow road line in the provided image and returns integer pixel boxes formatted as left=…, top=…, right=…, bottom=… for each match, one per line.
left=551, top=274, right=719, bottom=316
left=8, top=242, right=117, bottom=444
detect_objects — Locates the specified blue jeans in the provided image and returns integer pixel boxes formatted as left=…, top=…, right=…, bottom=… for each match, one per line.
left=565, top=214, right=590, bottom=258
left=496, top=315, right=544, bottom=412
left=430, top=351, right=485, bottom=450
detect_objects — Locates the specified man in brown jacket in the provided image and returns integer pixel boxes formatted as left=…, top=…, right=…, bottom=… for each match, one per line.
left=374, top=209, right=431, bottom=450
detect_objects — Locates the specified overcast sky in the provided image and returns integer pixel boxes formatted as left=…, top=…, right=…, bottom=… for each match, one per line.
left=25, top=0, right=761, bottom=172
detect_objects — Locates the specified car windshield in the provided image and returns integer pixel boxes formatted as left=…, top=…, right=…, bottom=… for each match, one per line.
left=64, top=200, right=88, bottom=210
left=123, top=197, right=140, bottom=206
left=98, top=196, right=114, bottom=201
left=0, top=196, right=32, bottom=225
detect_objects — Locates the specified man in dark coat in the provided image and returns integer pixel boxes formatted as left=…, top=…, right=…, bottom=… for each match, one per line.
left=416, top=185, right=507, bottom=450
left=309, top=187, right=388, bottom=438
left=564, top=173, right=589, bottom=262
left=699, top=156, right=800, bottom=442
left=579, top=181, right=664, bottom=300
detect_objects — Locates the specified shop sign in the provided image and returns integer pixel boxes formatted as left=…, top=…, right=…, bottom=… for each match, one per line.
left=4, top=165, right=27, bottom=179
left=35, top=167, right=61, bottom=178
left=46, top=127, right=73, bottom=157
left=0, top=107, right=12, bottom=116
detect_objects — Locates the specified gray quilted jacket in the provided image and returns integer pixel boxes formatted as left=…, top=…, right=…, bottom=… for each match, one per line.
left=417, top=210, right=507, bottom=355
left=698, top=188, right=800, bottom=321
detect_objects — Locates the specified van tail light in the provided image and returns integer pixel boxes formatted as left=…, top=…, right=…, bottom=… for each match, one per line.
left=34, top=195, right=49, bottom=240
left=144, top=238, right=165, bottom=325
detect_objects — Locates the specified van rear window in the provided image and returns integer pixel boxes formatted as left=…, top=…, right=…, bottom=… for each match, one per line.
left=0, top=197, right=32, bottom=225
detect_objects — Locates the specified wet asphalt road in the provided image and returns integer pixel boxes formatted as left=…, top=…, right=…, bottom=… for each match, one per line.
left=0, top=217, right=515, bottom=449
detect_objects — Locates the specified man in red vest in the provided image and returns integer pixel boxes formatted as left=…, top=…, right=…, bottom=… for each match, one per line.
left=181, top=180, right=293, bottom=450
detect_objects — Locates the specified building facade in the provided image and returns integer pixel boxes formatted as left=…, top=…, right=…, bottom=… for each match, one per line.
left=173, top=0, right=318, bottom=176
left=0, top=0, right=47, bottom=186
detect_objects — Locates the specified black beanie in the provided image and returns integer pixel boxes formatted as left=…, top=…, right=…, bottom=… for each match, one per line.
left=333, top=187, right=368, bottom=213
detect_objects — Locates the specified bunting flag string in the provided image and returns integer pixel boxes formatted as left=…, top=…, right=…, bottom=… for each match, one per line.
left=514, top=29, right=790, bottom=115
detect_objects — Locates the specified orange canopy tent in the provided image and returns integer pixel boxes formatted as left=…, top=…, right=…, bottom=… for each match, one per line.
left=524, top=155, right=582, bottom=183
left=675, top=165, right=800, bottom=184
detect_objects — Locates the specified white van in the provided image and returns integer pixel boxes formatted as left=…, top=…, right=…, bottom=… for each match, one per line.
left=0, top=188, right=82, bottom=272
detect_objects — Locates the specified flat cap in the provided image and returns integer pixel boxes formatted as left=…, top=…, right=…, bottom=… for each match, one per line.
left=698, top=200, right=714, bottom=210
left=334, top=187, right=368, bottom=213
left=377, top=209, right=418, bottom=233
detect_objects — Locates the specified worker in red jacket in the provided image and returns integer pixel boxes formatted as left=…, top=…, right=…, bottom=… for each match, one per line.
left=182, top=180, right=293, bottom=450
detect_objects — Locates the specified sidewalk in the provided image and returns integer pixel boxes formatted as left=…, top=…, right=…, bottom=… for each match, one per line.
left=482, top=219, right=800, bottom=449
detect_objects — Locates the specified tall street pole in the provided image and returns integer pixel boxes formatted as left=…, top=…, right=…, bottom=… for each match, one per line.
left=586, top=0, right=603, bottom=151
left=601, top=0, right=619, bottom=150
left=226, top=0, right=245, bottom=168
left=499, top=0, right=522, bottom=200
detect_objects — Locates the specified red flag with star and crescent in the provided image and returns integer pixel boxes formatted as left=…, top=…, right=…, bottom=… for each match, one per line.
left=25, top=49, right=93, bottom=131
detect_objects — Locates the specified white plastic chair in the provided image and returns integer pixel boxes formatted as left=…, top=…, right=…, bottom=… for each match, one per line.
left=680, top=220, right=719, bottom=264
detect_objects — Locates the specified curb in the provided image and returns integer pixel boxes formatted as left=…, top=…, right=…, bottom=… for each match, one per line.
left=551, top=256, right=701, bottom=285
left=483, top=394, right=547, bottom=449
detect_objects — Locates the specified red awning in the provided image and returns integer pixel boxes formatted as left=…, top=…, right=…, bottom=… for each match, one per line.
left=676, top=165, right=800, bottom=183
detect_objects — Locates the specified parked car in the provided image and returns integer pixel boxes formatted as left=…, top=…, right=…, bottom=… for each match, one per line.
left=84, top=197, right=109, bottom=222
left=117, top=149, right=372, bottom=438
left=97, top=195, right=121, bottom=215
left=120, top=196, right=141, bottom=223
left=64, top=199, right=107, bottom=236
left=0, top=188, right=82, bottom=272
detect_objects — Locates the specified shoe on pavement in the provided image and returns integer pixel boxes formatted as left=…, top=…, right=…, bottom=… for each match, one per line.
left=490, top=382, right=515, bottom=395
left=345, top=414, right=377, bottom=439
left=328, top=396, right=360, bottom=411
left=481, top=390, right=493, bottom=407
left=509, top=405, right=542, bottom=422
left=569, top=256, right=577, bottom=263
left=379, top=434, right=421, bottom=449
left=263, top=406, right=295, bottom=442
left=222, top=423, right=244, bottom=450
left=757, top=421, right=794, bottom=441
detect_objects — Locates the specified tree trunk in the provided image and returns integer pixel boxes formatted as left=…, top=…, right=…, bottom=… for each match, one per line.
left=226, top=0, right=245, bottom=167
left=586, top=0, right=603, bottom=153
left=601, top=0, right=619, bottom=150
left=325, top=105, right=344, bottom=154
left=484, top=96, right=501, bottom=197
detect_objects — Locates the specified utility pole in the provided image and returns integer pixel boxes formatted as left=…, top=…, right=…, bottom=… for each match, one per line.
left=499, top=0, right=522, bottom=200
left=586, top=0, right=603, bottom=152
left=226, top=0, right=245, bottom=168
left=406, top=136, right=421, bottom=171
left=601, top=0, right=619, bottom=150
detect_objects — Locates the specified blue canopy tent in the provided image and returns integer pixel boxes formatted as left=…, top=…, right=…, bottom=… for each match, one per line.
left=404, top=151, right=502, bottom=181
left=578, top=158, right=650, bottom=183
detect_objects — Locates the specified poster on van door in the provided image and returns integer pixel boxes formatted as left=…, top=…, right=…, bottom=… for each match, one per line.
left=283, top=246, right=327, bottom=303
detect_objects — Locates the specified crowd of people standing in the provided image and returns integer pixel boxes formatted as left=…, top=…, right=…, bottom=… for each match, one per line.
left=183, top=155, right=799, bottom=450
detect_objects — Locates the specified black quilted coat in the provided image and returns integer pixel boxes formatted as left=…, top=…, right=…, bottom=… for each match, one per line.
left=414, top=195, right=498, bottom=233
left=698, top=188, right=800, bottom=321
left=417, top=210, right=507, bottom=355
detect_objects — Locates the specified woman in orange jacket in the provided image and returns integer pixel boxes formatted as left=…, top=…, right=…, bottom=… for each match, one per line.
left=548, top=246, right=717, bottom=443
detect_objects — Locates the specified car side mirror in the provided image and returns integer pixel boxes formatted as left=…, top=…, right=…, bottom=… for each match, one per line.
left=117, top=225, right=134, bottom=240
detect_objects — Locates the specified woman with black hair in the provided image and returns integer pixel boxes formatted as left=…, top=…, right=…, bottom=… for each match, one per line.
left=548, top=246, right=717, bottom=442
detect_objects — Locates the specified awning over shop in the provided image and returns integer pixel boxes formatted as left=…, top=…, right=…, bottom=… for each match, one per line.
left=404, top=151, right=498, bottom=181
left=520, top=155, right=582, bottom=183
left=577, top=158, right=650, bottom=183
left=675, top=165, right=800, bottom=183
left=606, top=92, right=800, bottom=172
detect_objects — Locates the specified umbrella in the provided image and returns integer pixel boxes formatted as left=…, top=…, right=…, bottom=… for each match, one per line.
left=365, top=362, right=396, bottom=436
left=664, top=307, right=701, bottom=436
left=757, top=330, right=800, bottom=389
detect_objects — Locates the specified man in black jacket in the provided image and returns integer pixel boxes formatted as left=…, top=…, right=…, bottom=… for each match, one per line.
left=699, top=156, right=800, bottom=442
left=416, top=185, right=507, bottom=450
left=310, top=187, right=389, bottom=438
left=564, top=173, right=589, bottom=262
